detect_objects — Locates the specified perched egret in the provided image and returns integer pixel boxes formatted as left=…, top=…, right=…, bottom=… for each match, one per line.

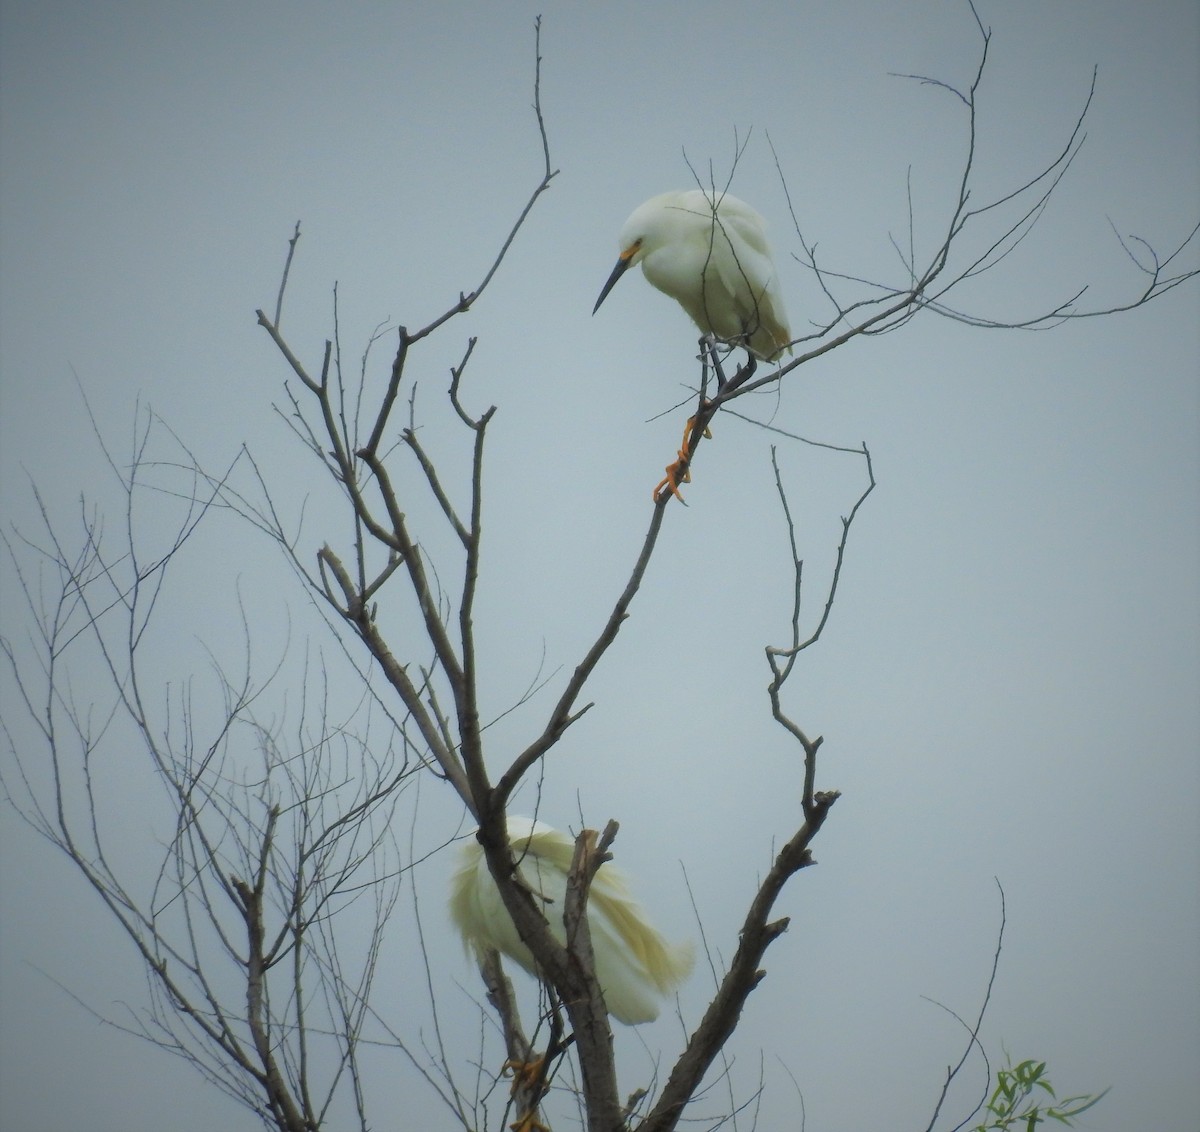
left=593, top=189, right=792, bottom=361
left=448, top=817, right=693, bottom=1025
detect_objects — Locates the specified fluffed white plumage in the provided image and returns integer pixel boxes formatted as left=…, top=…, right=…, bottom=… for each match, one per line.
left=448, top=817, right=693, bottom=1025
left=593, top=189, right=792, bottom=361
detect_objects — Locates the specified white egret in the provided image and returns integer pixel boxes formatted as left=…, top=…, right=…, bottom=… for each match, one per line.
left=448, top=817, right=693, bottom=1025
left=593, top=189, right=792, bottom=361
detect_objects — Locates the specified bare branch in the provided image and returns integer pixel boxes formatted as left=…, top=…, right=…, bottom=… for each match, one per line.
left=405, top=16, right=558, bottom=346
left=274, top=221, right=302, bottom=328
left=923, top=879, right=1007, bottom=1132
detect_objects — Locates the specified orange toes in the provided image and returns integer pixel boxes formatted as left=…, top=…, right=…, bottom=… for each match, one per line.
left=509, top=1114, right=550, bottom=1132
left=503, top=1057, right=549, bottom=1132
left=503, top=1055, right=546, bottom=1094
left=654, top=410, right=713, bottom=502
left=653, top=454, right=691, bottom=502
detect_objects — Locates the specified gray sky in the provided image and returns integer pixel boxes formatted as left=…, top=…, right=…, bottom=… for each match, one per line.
left=1, top=2, right=1197, bottom=1130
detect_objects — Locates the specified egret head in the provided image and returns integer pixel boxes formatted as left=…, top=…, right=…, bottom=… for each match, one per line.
left=592, top=192, right=686, bottom=313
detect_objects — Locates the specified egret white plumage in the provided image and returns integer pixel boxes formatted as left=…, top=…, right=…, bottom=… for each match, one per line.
left=593, top=189, right=791, bottom=361
left=448, top=817, right=693, bottom=1025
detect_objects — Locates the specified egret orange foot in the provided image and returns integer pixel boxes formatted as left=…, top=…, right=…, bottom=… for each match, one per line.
left=503, top=1055, right=546, bottom=1094
left=653, top=413, right=713, bottom=502
left=653, top=453, right=691, bottom=502
left=509, top=1113, right=550, bottom=1132
left=504, top=1056, right=549, bottom=1132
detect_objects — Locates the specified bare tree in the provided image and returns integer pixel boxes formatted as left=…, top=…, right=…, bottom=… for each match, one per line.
left=2, top=8, right=1195, bottom=1132
left=1, top=412, right=417, bottom=1131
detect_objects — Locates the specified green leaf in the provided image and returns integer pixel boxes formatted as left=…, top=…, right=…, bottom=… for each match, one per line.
left=970, top=1055, right=1109, bottom=1132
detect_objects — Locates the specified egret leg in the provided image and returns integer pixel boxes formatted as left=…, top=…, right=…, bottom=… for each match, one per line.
left=724, top=350, right=756, bottom=392
left=656, top=337, right=727, bottom=502
left=698, top=335, right=730, bottom=391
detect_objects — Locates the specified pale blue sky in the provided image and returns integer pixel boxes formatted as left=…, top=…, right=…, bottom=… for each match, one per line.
left=1, top=3, right=1197, bottom=1130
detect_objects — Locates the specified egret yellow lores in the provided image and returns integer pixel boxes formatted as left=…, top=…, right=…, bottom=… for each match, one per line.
left=449, top=817, right=693, bottom=1025
left=593, top=189, right=792, bottom=361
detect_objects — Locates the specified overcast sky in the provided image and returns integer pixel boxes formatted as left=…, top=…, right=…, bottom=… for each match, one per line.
left=1, top=3, right=1197, bottom=1131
